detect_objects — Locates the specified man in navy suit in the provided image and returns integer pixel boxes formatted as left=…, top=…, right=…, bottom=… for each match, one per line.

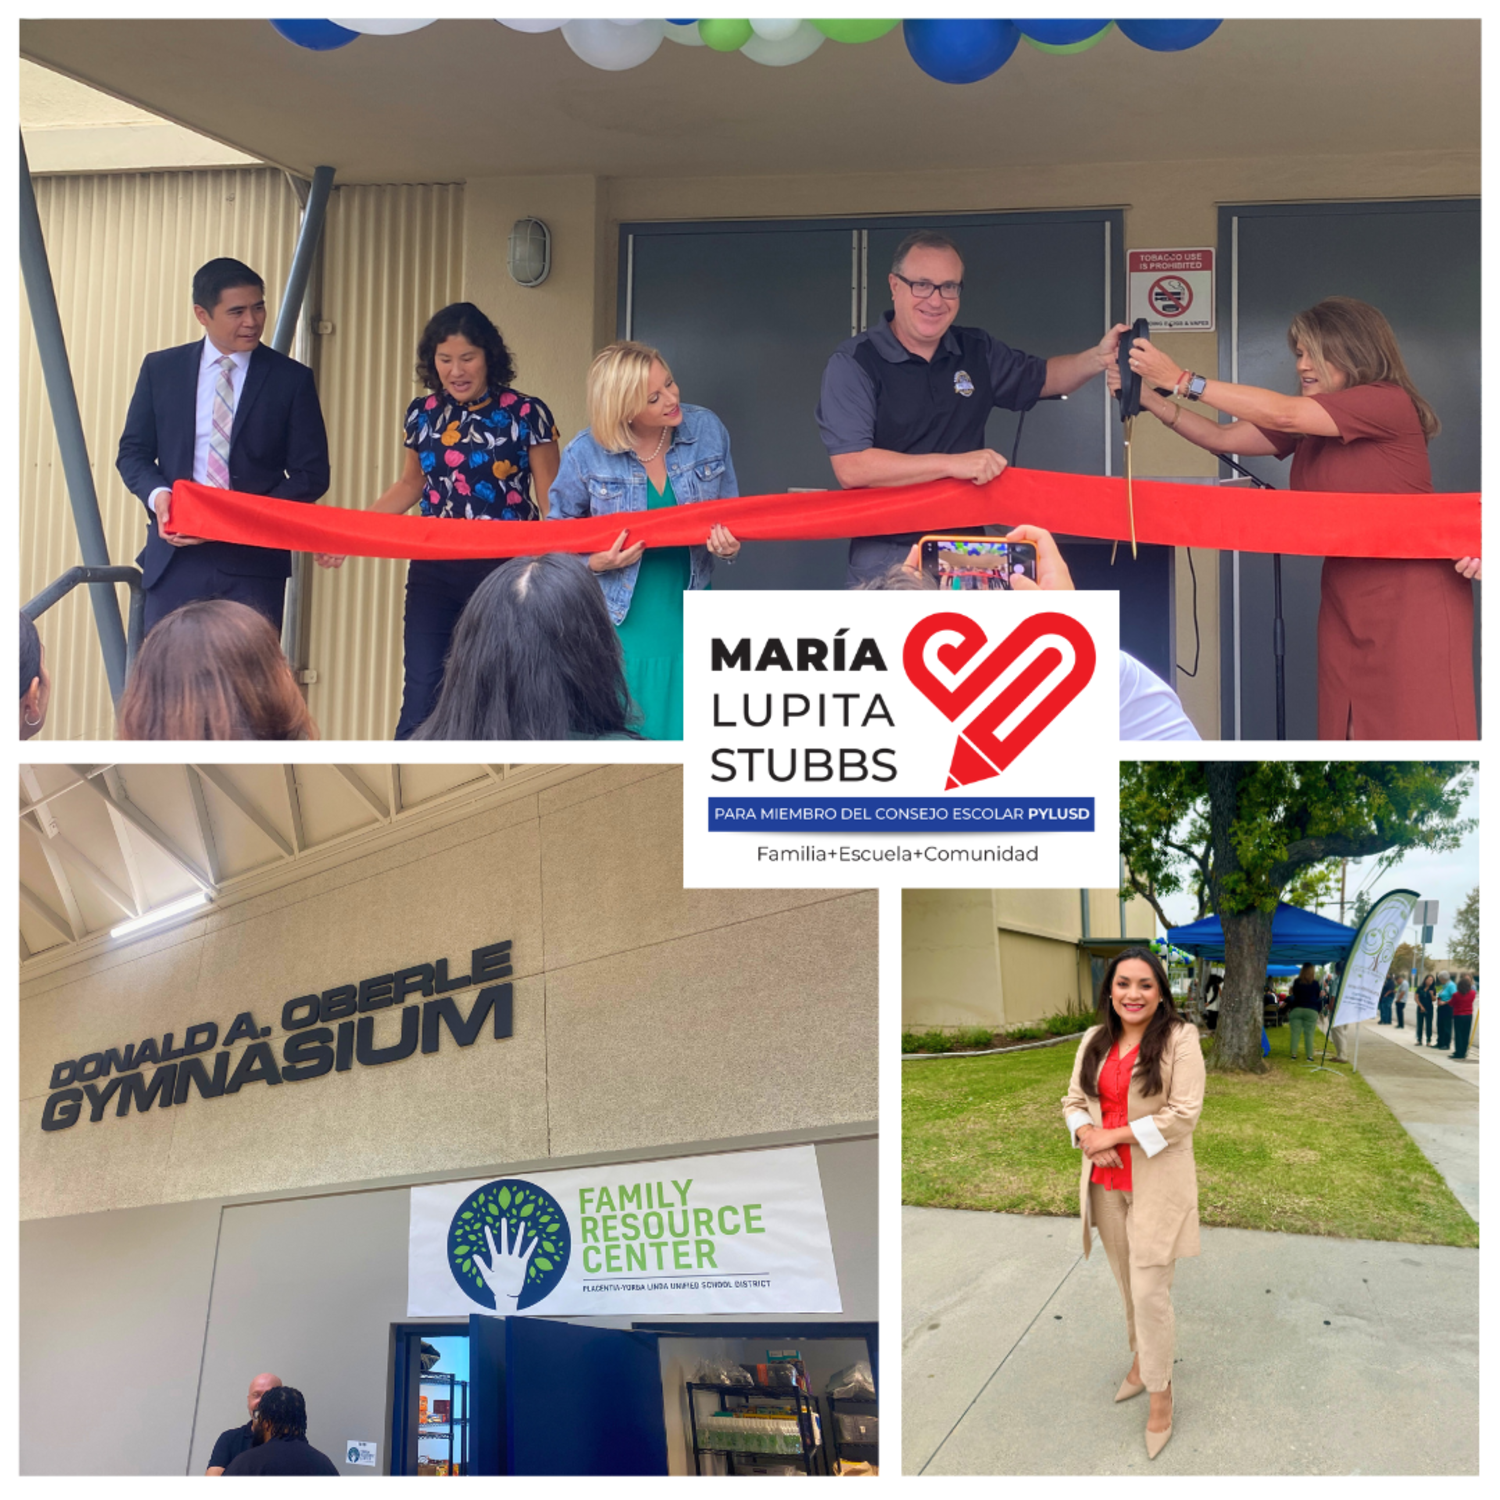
left=116, top=257, right=330, bottom=633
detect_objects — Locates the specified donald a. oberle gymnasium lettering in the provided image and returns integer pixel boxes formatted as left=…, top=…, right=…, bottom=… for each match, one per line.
left=38, top=938, right=514, bottom=1133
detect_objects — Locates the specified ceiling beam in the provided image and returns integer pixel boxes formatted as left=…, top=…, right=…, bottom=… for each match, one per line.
left=283, top=766, right=305, bottom=855
left=24, top=816, right=84, bottom=940
left=388, top=765, right=403, bottom=819
left=192, top=765, right=294, bottom=860
left=20, top=883, right=74, bottom=942
left=100, top=767, right=149, bottom=912
left=183, top=766, right=222, bottom=886
left=67, top=765, right=214, bottom=893
left=333, top=765, right=388, bottom=821
left=22, top=818, right=137, bottom=920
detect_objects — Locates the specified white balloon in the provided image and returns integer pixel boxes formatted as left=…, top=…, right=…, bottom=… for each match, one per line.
left=331, top=20, right=436, bottom=35
left=749, top=19, right=801, bottom=43
left=742, top=21, right=825, bottom=66
left=663, top=21, right=706, bottom=47
left=607, top=17, right=646, bottom=24
left=562, top=18, right=665, bottom=70
left=497, top=19, right=569, bottom=33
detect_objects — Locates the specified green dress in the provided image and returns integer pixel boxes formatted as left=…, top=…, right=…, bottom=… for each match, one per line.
left=616, top=474, right=690, bottom=740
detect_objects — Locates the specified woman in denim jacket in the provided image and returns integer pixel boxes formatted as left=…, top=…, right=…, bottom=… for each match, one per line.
left=548, top=341, right=740, bottom=738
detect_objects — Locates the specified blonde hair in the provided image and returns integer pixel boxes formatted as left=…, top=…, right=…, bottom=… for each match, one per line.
left=586, top=341, right=673, bottom=454
left=1287, top=297, right=1440, bottom=442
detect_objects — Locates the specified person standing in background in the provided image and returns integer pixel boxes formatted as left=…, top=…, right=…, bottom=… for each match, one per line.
left=207, top=1372, right=282, bottom=1475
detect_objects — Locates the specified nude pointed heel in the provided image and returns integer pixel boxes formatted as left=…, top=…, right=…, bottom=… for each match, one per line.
left=1114, top=1374, right=1146, bottom=1402
left=1145, top=1384, right=1173, bottom=1460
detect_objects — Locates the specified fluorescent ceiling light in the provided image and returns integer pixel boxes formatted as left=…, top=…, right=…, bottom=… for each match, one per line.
left=110, top=892, right=211, bottom=939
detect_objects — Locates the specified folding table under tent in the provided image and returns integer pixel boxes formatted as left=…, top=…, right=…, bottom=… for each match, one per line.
left=1166, top=902, right=1358, bottom=964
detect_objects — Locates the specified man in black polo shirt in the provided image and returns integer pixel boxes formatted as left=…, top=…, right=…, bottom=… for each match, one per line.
left=207, top=1371, right=282, bottom=1474
left=816, top=229, right=1127, bottom=584
left=223, top=1385, right=340, bottom=1475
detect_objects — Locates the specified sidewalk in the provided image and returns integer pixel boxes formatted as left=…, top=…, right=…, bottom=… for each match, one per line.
left=1343, top=1022, right=1478, bottom=1220
left=903, top=1207, right=1478, bottom=1475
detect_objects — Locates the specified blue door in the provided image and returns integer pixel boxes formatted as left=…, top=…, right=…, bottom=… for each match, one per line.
left=467, top=1315, right=668, bottom=1475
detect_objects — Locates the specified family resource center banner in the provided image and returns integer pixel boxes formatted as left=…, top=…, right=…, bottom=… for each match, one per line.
left=682, top=589, right=1118, bottom=888
left=1330, top=889, right=1420, bottom=1028
left=407, top=1145, right=841, bottom=1317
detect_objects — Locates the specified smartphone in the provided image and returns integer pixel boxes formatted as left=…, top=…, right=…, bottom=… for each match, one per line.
left=920, top=534, right=1039, bottom=591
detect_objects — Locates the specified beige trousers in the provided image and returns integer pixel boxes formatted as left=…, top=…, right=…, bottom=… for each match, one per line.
left=1090, top=1183, right=1176, bottom=1392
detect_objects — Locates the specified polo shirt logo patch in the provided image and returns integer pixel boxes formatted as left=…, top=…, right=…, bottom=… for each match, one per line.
left=953, top=370, right=975, bottom=398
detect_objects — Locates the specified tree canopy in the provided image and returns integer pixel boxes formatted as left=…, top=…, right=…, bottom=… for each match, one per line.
left=1119, top=761, right=1474, bottom=1071
left=1450, top=886, right=1479, bottom=972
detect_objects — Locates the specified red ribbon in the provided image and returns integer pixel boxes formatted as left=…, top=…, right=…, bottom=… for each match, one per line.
left=166, top=472, right=1479, bottom=561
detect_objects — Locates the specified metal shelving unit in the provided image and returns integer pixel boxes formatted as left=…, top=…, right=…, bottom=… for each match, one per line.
left=416, top=1369, right=469, bottom=1477
left=686, top=1381, right=823, bottom=1476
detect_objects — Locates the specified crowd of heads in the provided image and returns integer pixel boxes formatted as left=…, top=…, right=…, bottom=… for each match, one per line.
left=77, top=552, right=638, bottom=742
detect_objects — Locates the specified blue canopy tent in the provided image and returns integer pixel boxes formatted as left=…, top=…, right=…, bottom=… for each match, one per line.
left=1266, top=964, right=1302, bottom=978
left=1166, top=902, right=1358, bottom=964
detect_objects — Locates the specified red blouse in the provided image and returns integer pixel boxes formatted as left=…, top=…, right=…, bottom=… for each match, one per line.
left=1091, top=1044, right=1139, bottom=1191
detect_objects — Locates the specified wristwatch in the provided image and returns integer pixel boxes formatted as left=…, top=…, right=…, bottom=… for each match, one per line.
left=1184, top=372, right=1208, bottom=402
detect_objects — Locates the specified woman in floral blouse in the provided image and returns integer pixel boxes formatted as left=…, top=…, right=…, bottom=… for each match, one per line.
left=318, top=302, right=558, bottom=738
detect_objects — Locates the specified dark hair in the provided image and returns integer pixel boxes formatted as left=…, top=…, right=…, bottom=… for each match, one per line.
left=20, top=612, right=42, bottom=698
left=891, top=230, right=963, bottom=276
left=415, top=302, right=516, bottom=396
left=255, top=1385, right=307, bottom=1442
left=1079, top=946, right=1182, bottom=1099
left=413, top=554, right=640, bottom=741
left=1455, top=974, right=1473, bottom=994
left=191, top=257, right=265, bottom=313
left=117, top=601, right=317, bottom=741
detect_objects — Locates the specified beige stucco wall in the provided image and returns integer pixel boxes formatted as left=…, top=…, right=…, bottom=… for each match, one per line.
left=901, top=889, right=1002, bottom=1031
left=996, top=930, right=1090, bottom=1028
left=21, top=766, right=877, bottom=1220
left=904, top=884, right=1161, bottom=1031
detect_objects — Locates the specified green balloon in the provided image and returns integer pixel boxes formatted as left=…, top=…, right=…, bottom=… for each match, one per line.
left=698, top=18, right=753, bottom=52
left=812, top=19, right=901, bottom=44
left=1023, top=22, right=1113, bottom=55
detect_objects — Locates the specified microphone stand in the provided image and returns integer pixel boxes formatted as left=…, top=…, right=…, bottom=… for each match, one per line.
left=1218, top=455, right=1285, bottom=740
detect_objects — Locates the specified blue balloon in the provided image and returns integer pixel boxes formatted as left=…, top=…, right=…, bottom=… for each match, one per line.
left=903, top=19, right=1019, bottom=85
left=1116, top=20, right=1222, bottom=53
left=1014, top=20, right=1110, bottom=47
left=270, top=19, right=360, bottom=51
left=666, top=18, right=698, bottom=24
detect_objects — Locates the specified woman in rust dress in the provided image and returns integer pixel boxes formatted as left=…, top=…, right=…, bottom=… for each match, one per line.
left=1117, top=297, right=1477, bottom=739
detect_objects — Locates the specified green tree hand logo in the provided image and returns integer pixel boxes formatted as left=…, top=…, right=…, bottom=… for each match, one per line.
left=446, top=1178, right=570, bottom=1311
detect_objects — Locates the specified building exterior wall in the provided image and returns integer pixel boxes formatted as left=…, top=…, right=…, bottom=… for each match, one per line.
left=303, top=181, right=465, bottom=740
left=22, top=765, right=877, bottom=1219
left=19, top=764, right=877, bottom=1475
left=904, top=886, right=1160, bottom=1032
left=20, top=1135, right=875, bottom=1477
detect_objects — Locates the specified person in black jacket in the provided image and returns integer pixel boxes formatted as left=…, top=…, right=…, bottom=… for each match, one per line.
left=207, top=1372, right=281, bottom=1475
left=116, top=257, right=330, bottom=634
left=223, top=1385, right=339, bottom=1476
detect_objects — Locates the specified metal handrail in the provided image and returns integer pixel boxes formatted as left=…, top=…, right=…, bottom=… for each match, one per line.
left=23, top=565, right=146, bottom=692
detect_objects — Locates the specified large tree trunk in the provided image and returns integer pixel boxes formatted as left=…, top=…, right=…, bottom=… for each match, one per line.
left=1211, top=907, right=1274, bottom=1072
left=1203, top=763, right=1271, bottom=1074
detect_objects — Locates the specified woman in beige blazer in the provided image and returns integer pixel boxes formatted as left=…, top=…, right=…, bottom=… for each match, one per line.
left=1062, top=946, right=1205, bottom=1460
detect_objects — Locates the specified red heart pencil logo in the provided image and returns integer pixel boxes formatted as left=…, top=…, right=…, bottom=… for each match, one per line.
left=903, top=612, right=1097, bottom=787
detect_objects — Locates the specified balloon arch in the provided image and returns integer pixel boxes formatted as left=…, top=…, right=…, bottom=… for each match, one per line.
left=271, top=19, right=1222, bottom=82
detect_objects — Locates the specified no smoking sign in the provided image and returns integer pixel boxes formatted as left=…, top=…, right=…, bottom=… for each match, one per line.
left=1129, top=248, right=1214, bottom=332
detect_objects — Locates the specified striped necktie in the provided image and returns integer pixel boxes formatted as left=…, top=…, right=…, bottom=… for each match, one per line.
left=206, top=354, right=235, bottom=488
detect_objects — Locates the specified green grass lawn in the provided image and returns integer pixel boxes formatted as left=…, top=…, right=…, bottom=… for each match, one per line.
left=903, top=1024, right=1478, bottom=1248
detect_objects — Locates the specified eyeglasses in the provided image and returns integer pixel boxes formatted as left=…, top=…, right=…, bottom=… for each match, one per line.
left=893, top=272, right=963, bottom=301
